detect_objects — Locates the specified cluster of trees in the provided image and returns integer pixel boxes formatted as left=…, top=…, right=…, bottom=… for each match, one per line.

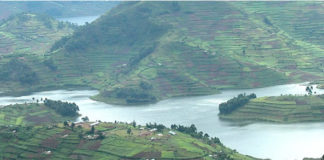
left=145, top=122, right=166, bottom=132
left=102, top=84, right=157, bottom=104
left=306, top=86, right=314, bottom=95
left=44, top=99, right=79, bottom=116
left=0, top=59, right=38, bottom=84
left=170, top=124, right=221, bottom=145
left=219, top=93, right=257, bottom=115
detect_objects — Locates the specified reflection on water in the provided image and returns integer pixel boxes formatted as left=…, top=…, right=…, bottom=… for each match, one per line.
left=0, top=82, right=323, bottom=160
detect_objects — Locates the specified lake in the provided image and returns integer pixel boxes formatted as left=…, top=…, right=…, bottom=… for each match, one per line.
left=57, top=15, right=100, bottom=25
left=0, top=82, right=323, bottom=160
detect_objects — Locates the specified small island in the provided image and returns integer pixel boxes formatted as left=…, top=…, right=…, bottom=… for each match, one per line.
left=219, top=94, right=324, bottom=124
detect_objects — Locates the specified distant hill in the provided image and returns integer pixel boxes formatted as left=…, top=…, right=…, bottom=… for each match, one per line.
left=0, top=2, right=324, bottom=104
left=0, top=1, right=119, bottom=19
left=0, top=13, right=75, bottom=55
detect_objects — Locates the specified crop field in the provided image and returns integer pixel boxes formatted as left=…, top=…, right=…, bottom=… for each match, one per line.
left=0, top=13, right=74, bottom=55
left=220, top=95, right=324, bottom=124
left=0, top=103, right=76, bottom=126
left=0, top=2, right=324, bottom=105
left=0, top=103, right=256, bottom=160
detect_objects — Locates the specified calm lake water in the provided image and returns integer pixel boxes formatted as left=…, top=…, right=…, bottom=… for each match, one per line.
left=57, top=15, right=100, bottom=25
left=0, top=82, right=323, bottom=160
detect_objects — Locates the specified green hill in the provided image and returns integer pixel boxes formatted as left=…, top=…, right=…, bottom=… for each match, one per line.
left=0, top=13, right=75, bottom=56
left=1, top=2, right=324, bottom=104
left=219, top=94, right=324, bottom=124
left=0, top=103, right=257, bottom=160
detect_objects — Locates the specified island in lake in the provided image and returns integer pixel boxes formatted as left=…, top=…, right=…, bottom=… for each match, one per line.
left=219, top=93, right=324, bottom=124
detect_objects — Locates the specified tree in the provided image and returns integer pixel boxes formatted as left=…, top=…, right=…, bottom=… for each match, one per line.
left=63, top=121, right=69, bottom=127
left=204, top=133, right=209, bottom=139
left=127, top=128, right=132, bottom=135
left=219, top=93, right=257, bottom=114
left=306, top=86, right=313, bottom=95
left=78, top=133, right=83, bottom=139
left=81, top=116, right=89, bottom=122
left=71, top=123, right=75, bottom=131
left=132, top=120, right=136, bottom=128
left=44, top=99, right=79, bottom=116
left=98, top=131, right=105, bottom=139
left=90, top=126, right=95, bottom=134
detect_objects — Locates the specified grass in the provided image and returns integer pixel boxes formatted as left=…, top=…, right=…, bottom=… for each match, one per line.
left=220, top=94, right=324, bottom=124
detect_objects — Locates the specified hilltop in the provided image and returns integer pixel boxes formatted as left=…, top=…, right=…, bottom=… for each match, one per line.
left=0, top=102, right=257, bottom=160
left=0, top=13, right=75, bottom=55
left=1, top=2, right=324, bottom=104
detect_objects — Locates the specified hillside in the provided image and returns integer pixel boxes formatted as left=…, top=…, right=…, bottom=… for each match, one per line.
left=0, top=13, right=75, bottom=55
left=1, top=2, right=324, bottom=104
left=219, top=94, right=324, bottom=124
left=0, top=103, right=257, bottom=160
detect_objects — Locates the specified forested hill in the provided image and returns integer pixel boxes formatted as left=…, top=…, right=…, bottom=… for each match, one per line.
left=1, top=2, right=324, bottom=104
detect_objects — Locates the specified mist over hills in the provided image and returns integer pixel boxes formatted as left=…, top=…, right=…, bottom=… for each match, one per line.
left=0, top=1, right=119, bottom=19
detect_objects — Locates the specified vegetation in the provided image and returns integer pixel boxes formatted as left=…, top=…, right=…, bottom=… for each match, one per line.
left=0, top=103, right=77, bottom=126
left=1, top=2, right=324, bottom=105
left=0, top=59, right=38, bottom=84
left=0, top=13, right=75, bottom=55
left=219, top=93, right=256, bottom=115
left=171, top=124, right=221, bottom=145
left=44, top=99, right=80, bottom=116
left=96, top=82, right=157, bottom=105
left=0, top=122, right=257, bottom=160
left=0, top=103, right=256, bottom=160
left=219, top=94, right=324, bottom=124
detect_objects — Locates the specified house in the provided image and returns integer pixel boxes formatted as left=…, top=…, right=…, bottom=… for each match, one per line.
left=90, top=122, right=100, bottom=126
left=149, top=128, right=157, bottom=132
left=140, top=131, right=152, bottom=137
left=157, top=133, right=163, bottom=137
left=85, top=134, right=99, bottom=140
left=168, top=131, right=176, bottom=135
left=150, top=137, right=156, bottom=141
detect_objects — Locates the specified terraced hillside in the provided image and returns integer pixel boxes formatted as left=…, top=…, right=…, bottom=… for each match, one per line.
left=219, top=94, right=324, bottom=124
left=0, top=103, right=256, bottom=160
left=1, top=2, right=324, bottom=105
left=0, top=13, right=75, bottom=55
left=0, top=103, right=77, bottom=126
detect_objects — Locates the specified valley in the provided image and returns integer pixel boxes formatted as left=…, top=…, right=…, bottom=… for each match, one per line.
left=0, top=1, right=323, bottom=160
left=0, top=2, right=324, bottom=105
